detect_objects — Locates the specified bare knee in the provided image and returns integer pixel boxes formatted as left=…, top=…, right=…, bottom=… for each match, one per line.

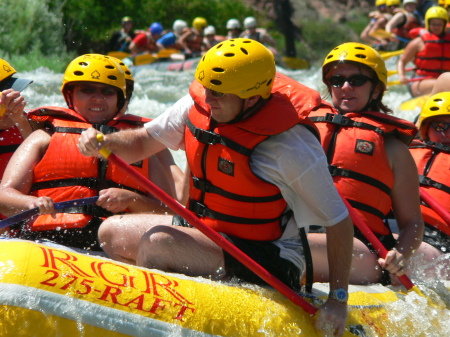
left=136, top=226, right=179, bottom=269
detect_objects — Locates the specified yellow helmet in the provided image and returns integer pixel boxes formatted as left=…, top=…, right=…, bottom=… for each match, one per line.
left=386, top=0, right=400, bottom=6
left=375, top=0, right=387, bottom=6
left=322, top=42, right=387, bottom=88
left=195, top=38, right=275, bottom=99
left=61, top=54, right=126, bottom=110
left=444, top=0, right=450, bottom=9
left=438, top=0, right=445, bottom=6
left=193, top=17, right=208, bottom=31
left=61, top=54, right=126, bottom=96
left=418, top=92, right=450, bottom=140
left=425, top=6, right=448, bottom=31
left=0, top=59, right=16, bottom=82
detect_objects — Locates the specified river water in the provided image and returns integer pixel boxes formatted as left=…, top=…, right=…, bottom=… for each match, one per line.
left=14, top=58, right=450, bottom=336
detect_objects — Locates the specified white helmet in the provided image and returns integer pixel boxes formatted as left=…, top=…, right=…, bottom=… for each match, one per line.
left=403, top=0, right=417, bottom=5
left=204, top=25, right=216, bottom=36
left=173, top=19, right=188, bottom=34
left=226, top=18, right=241, bottom=30
left=243, top=16, right=257, bottom=29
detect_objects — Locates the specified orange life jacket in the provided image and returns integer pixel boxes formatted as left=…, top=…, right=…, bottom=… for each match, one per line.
left=185, top=73, right=331, bottom=241
left=309, top=110, right=417, bottom=235
left=410, top=140, right=450, bottom=236
left=186, top=31, right=204, bottom=53
left=415, top=31, right=450, bottom=78
left=27, top=106, right=151, bottom=231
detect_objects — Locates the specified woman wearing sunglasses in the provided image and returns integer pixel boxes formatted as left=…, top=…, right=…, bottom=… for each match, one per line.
left=409, top=93, right=450, bottom=255
left=309, top=42, right=442, bottom=286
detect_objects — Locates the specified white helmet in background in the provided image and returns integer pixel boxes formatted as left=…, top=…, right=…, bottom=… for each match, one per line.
left=243, top=16, right=257, bottom=29
left=173, top=19, right=188, bottom=34
left=204, top=25, right=216, bottom=36
left=226, top=18, right=241, bottom=30
left=403, top=0, right=417, bottom=5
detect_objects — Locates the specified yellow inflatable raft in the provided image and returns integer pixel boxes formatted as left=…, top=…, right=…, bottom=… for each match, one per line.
left=0, top=239, right=448, bottom=336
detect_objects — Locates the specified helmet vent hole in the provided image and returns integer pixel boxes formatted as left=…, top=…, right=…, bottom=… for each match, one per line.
left=267, top=79, right=272, bottom=87
left=79, top=62, right=88, bottom=67
left=433, top=98, right=443, bottom=103
left=74, top=71, right=84, bottom=76
left=212, top=67, right=225, bottom=73
left=355, top=54, right=367, bottom=59
left=210, top=79, right=222, bottom=85
left=224, top=53, right=235, bottom=57
left=216, top=44, right=223, bottom=49
left=240, top=48, right=248, bottom=55
left=105, top=65, right=115, bottom=70
left=430, top=107, right=439, bottom=111
left=108, top=75, right=118, bottom=81
left=355, top=46, right=365, bottom=51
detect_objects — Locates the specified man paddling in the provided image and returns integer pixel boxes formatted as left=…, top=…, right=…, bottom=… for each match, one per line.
left=78, top=39, right=354, bottom=336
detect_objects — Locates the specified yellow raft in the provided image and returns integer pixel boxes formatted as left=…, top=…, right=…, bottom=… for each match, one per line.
left=0, top=239, right=448, bottom=336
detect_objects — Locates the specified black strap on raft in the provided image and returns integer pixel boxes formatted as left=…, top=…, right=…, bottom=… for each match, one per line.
left=299, top=227, right=313, bottom=293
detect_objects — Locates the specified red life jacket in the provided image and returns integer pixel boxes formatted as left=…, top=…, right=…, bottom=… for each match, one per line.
left=186, top=31, right=204, bottom=53
left=27, top=106, right=151, bottom=231
left=410, top=140, right=450, bottom=236
left=309, top=110, right=417, bottom=235
left=391, top=12, right=421, bottom=40
left=185, top=73, right=332, bottom=241
left=415, top=31, right=450, bottom=78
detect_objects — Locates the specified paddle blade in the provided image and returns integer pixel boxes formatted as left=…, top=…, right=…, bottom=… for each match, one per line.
left=370, top=29, right=393, bottom=39
left=133, top=54, right=157, bottom=66
left=107, top=51, right=131, bottom=60
left=400, top=95, right=428, bottom=111
left=379, top=49, right=404, bottom=60
left=281, top=56, right=310, bottom=70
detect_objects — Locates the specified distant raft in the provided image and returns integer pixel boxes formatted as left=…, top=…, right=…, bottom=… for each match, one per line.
left=0, top=239, right=448, bottom=337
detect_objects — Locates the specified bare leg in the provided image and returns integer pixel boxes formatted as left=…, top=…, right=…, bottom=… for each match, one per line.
left=98, top=213, right=173, bottom=264
left=410, top=79, right=437, bottom=98
left=136, top=225, right=226, bottom=279
left=309, top=233, right=382, bottom=284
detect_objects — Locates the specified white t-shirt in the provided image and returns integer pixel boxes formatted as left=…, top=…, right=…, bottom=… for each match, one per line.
left=145, top=94, right=348, bottom=240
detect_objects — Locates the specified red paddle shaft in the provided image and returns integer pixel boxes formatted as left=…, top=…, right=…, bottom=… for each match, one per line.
left=340, top=195, right=415, bottom=290
left=101, top=149, right=318, bottom=316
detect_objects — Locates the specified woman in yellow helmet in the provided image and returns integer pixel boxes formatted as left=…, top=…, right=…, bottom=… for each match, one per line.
left=308, top=42, right=442, bottom=286
left=0, top=54, right=183, bottom=250
left=360, top=0, right=395, bottom=48
left=397, top=6, right=450, bottom=97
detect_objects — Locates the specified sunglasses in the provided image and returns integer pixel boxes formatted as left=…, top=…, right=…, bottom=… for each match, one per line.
left=430, top=121, right=450, bottom=133
left=209, top=89, right=225, bottom=98
left=329, top=75, right=374, bottom=88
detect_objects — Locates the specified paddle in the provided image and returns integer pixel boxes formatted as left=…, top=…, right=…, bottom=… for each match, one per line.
left=281, top=56, right=310, bottom=70
left=388, top=76, right=434, bottom=87
left=107, top=51, right=131, bottom=60
left=420, top=188, right=450, bottom=227
left=387, top=67, right=415, bottom=77
left=400, top=94, right=428, bottom=111
left=0, top=196, right=99, bottom=230
left=379, top=49, right=404, bottom=60
left=94, top=134, right=318, bottom=316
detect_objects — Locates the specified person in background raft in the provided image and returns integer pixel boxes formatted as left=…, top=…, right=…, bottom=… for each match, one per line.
left=178, top=17, right=208, bottom=57
left=226, top=18, right=242, bottom=39
left=397, top=6, right=450, bottom=97
left=308, top=42, right=440, bottom=286
left=129, top=22, right=164, bottom=55
left=156, top=19, right=189, bottom=52
left=77, top=39, right=354, bottom=336
left=240, top=16, right=278, bottom=56
left=0, top=54, right=184, bottom=251
left=360, top=0, right=393, bottom=48
left=0, top=59, right=34, bottom=223
left=385, top=0, right=422, bottom=49
left=108, top=16, right=136, bottom=53
left=409, top=92, right=450, bottom=255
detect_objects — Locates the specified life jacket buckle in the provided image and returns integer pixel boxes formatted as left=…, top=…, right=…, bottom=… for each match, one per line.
left=192, top=177, right=210, bottom=192
left=194, top=128, right=220, bottom=145
left=326, top=113, right=350, bottom=126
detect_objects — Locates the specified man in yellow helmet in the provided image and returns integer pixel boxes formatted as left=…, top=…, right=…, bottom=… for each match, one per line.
left=0, top=54, right=184, bottom=251
left=78, top=39, right=354, bottom=336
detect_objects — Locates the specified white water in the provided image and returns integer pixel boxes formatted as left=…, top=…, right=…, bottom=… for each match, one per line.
left=14, top=60, right=450, bottom=336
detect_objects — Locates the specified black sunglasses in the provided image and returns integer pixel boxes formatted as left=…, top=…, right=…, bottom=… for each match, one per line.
left=209, top=89, right=225, bottom=98
left=430, top=121, right=450, bottom=133
left=329, top=75, right=374, bottom=88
